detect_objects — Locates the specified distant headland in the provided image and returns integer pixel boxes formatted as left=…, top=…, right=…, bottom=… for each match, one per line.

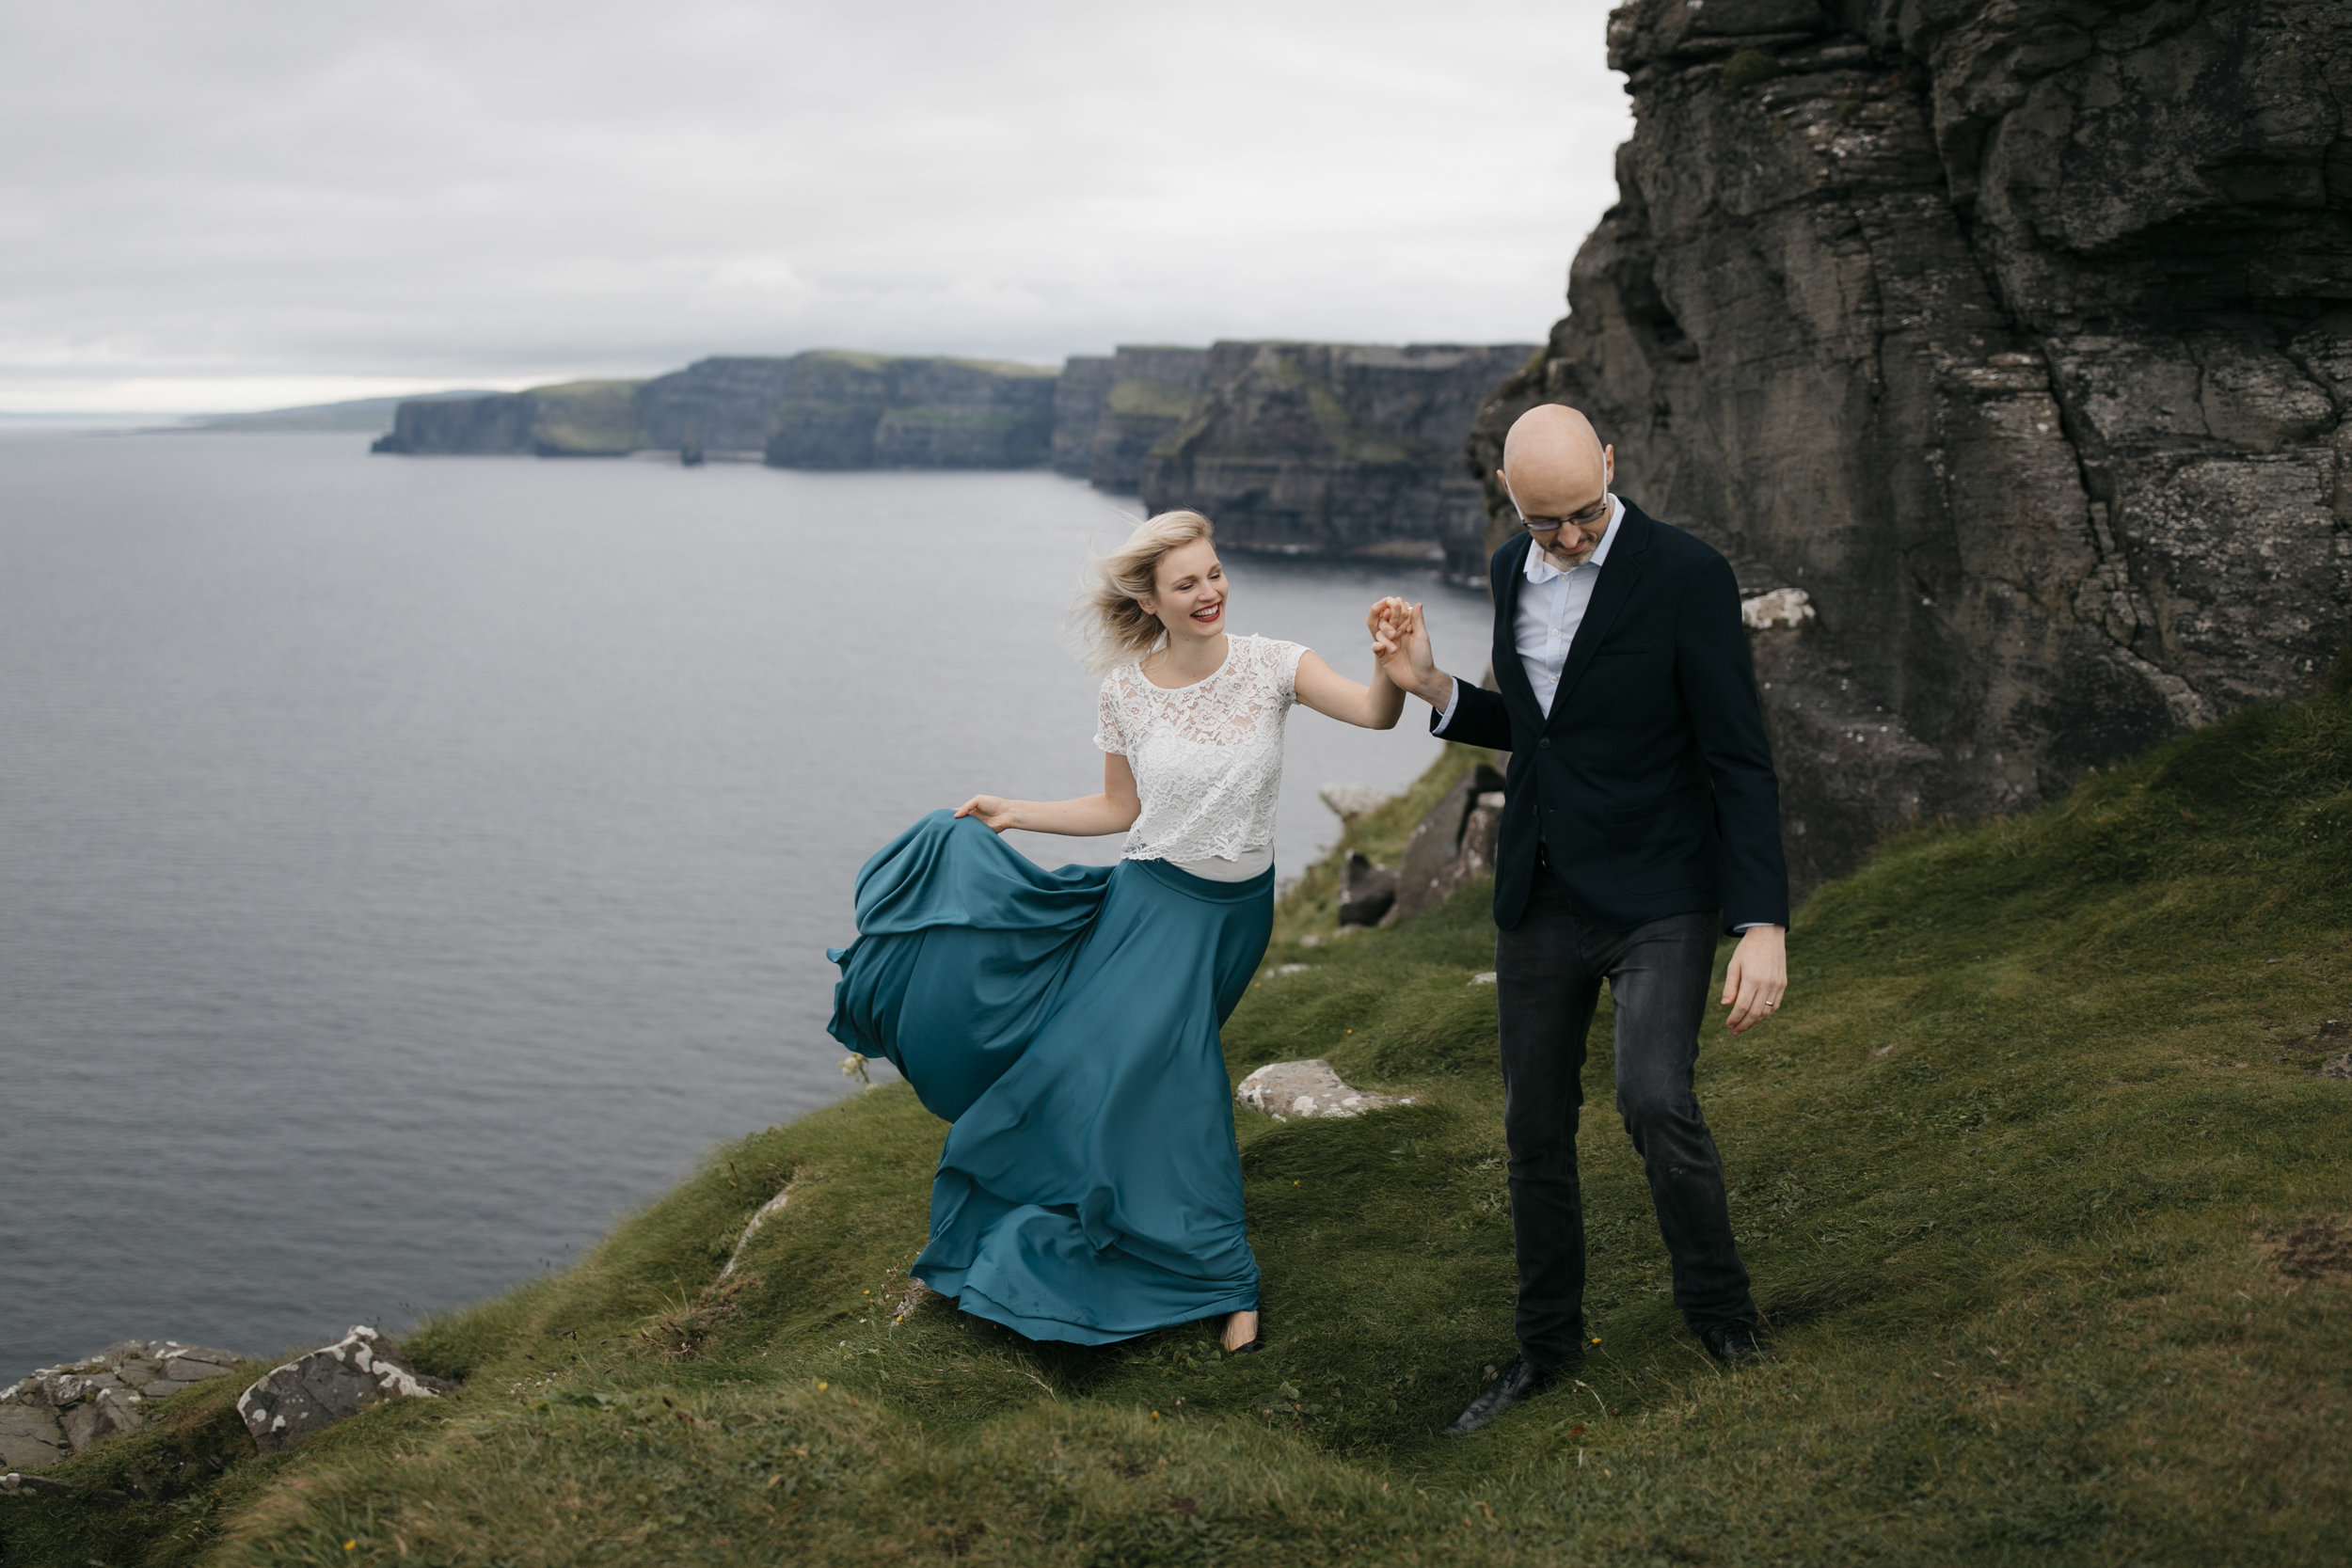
left=369, top=342, right=1536, bottom=572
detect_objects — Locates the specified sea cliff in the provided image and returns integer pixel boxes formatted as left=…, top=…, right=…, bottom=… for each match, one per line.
left=372, top=381, right=644, bottom=457
left=374, top=354, right=1057, bottom=468
left=1467, top=0, right=2352, bottom=891
left=1140, top=341, right=1536, bottom=560
left=1048, top=345, right=1214, bottom=490
left=373, top=341, right=1532, bottom=558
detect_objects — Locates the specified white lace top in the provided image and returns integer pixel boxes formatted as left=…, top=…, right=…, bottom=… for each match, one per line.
left=1094, top=633, right=1308, bottom=874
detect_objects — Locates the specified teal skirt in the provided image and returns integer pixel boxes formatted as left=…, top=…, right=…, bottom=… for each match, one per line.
left=827, top=811, right=1270, bottom=1344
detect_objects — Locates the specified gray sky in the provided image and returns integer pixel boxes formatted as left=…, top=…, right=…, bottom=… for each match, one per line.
left=1, top=0, right=1630, bottom=412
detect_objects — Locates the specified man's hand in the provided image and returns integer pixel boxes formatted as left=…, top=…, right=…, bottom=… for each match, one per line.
left=1721, top=926, right=1787, bottom=1034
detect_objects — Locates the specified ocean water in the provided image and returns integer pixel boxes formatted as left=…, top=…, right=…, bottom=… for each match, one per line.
left=0, top=431, right=1492, bottom=1373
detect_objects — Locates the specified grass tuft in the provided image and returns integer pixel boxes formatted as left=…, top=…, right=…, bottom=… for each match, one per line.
left=1720, top=49, right=1787, bottom=91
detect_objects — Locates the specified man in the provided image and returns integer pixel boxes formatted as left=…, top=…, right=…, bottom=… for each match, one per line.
left=1371, top=404, right=1789, bottom=1435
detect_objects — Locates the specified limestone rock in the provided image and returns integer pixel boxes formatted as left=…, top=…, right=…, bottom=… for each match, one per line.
left=236, top=1326, right=447, bottom=1453
left=1235, top=1060, right=1414, bottom=1121
left=0, top=1472, right=72, bottom=1497
left=1338, top=852, right=1398, bottom=928
left=0, top=1403, right=66, bottom=1473
left=1318, top=783, right=1394, bottom=822
left=0, top=1338, right=251, bottom=1471
left=1468, top=0, right=2352, bottom=896
left=1142, top=341, right=1539, bottom=557
left=1051, top=345, right=1215, bottom=490
left=1390, top=767, right=1506, bottom=923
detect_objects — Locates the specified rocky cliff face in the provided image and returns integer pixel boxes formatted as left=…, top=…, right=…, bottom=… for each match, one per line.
left=1467, top=0, right=2350, bottom=892
left=1142, top=341, right=1536, bottom=557
left=751, top=354, right=1058, bottom=469
left=1052, top=346, right=1215, bottom=491
left=380, top=355, right=1057, bottom=467
left=372, top=381, right=644, bottom=456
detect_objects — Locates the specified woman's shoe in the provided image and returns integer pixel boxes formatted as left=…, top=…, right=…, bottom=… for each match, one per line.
left=1223, top=1305, right=1263, bottom=1354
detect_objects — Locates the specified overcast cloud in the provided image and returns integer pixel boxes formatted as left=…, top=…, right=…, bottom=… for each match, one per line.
left=1, top=0, right=1630, bottom=411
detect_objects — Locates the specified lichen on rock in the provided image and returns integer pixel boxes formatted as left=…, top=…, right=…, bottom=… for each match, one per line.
left=0, top=1338, right=250, bottom=1472
left=235, top=1326, right=449, bottom=1454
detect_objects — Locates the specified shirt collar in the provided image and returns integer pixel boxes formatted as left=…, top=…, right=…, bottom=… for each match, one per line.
left=1522, top=494, right=1624, bottom=584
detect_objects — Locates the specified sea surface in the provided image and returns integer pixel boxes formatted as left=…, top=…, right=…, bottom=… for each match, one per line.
left=0, top=431, right=1491, bottom=1373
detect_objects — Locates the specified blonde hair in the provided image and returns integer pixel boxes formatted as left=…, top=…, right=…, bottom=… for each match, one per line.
left=1075, top=510, right=1216, bottom=673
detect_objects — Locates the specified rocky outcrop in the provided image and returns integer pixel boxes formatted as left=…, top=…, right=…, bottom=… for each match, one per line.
left=1052, top=346, right=1215, bottom=490
left=0, top=1340, right=250, bottom=1472
left=236, top=1326, right=446, bottom=1453
left=1234, top=1060, right=1414, bottom=1120
left=371, top=381, right=644, bottom=456
left=1390, top=766, right=1506, bottom=922
left=1316, top=783, right=1395, bottom=823
left=1145, top=341, right=1538, bottom=558
left=1467, top=0, right=2351, bottom=892
left=1338, top=852, right=1399, bottom=927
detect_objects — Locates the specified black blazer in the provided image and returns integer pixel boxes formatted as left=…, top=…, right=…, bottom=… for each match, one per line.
left=1438, top=499, right=1790, bottom=934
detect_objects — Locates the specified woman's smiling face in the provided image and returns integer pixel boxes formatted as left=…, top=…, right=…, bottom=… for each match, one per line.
left=1140, top=539, right=1227, bottom=645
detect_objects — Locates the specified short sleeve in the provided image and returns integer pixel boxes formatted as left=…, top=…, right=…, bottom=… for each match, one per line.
left=1093, top=673, right=1128, bottom=756
left=1266, top=639, right=1308, bottom=705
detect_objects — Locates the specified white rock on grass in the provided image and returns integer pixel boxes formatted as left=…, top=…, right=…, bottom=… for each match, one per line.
left=1470, top=972, right=1497, bottom=985
left=237, top=1326, right=449, bottom=1453
left=1235, top=1059, right=1414, bottom=1121
left=0, top=1338, right=250, bottom=1472
left=1318, top=783, right=1393, bottom=821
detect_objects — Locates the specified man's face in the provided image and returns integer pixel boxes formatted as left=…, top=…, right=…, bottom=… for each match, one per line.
left=1504, top=448, right=1613, bottom=565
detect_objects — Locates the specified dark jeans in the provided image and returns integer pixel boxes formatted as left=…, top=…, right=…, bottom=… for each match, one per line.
left=1495, top=872, right=1756, bottom=1368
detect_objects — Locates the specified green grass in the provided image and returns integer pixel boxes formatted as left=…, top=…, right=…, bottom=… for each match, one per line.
left=1719, top=49, right=1786, bottom=92
left=1104, top=379, right=1207, bottom=420
left=523, top=380, right=646, bottom=456
left=8, top=689, right=2352, bottom=1564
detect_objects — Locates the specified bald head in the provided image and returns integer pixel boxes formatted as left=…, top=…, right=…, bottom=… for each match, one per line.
left=1497, top=404, right=1615, bottom=565
left=1502, top=404, right=1605, bottom=489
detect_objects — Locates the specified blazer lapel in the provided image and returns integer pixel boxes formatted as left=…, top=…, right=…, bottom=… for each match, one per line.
left=1545, top=504, right=1653, bottom=730
left=1490, top=533, right=1542, bottom=720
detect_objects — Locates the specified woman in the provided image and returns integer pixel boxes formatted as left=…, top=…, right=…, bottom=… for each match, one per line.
left=827, top=510, right=1410, bottom=1354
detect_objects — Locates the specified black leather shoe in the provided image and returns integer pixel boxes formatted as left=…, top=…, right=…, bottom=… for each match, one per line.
left=1441, top=1352, right=1561, bottom=1435
left=1697, top=1320, right=1772, bottom=1368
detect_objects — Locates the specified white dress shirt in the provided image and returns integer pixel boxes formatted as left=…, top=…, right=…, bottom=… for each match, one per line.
left=1429, top=498, right=1772, bottom=931
left=1434, top=496, right=1623, bottom=733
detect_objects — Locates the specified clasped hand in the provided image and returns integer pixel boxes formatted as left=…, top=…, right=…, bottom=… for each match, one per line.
left=1364, top=596, right=1441, bottom=704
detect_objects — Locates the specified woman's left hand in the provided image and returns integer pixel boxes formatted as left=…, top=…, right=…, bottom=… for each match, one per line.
left=954, top=796, right=1021, bottom=832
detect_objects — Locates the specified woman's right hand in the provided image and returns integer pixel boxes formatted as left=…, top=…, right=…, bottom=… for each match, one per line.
left=954, top=795, right=1021, bottom=832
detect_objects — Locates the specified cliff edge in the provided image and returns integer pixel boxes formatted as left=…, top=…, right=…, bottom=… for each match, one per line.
left=1144, top=341, right=1537, bottom=559
left=1469, top=0, right=2350, bottom=892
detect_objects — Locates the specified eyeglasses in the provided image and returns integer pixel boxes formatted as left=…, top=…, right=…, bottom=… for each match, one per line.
left=1517, top=492, right=1612, bottom=532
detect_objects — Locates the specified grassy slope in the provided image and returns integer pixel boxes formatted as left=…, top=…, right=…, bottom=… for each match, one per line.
left=9, top=697, right=2352, bottom=1565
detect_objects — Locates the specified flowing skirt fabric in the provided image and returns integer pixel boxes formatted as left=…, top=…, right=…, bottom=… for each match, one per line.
left=827, top=811, right=1270, bottom=1344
